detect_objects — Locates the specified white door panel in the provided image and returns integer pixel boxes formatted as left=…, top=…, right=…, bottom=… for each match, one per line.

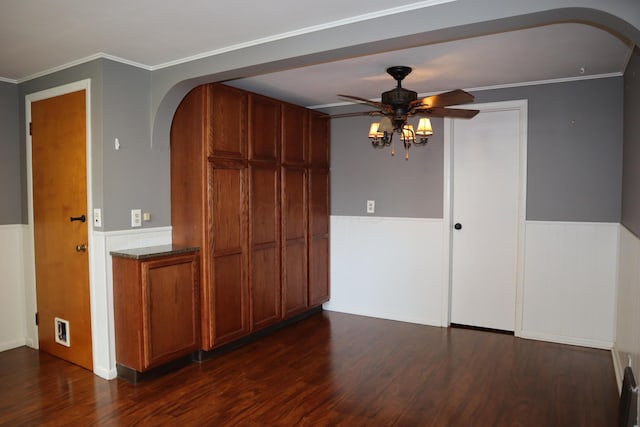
left=450, top=108, right=521, bottom=331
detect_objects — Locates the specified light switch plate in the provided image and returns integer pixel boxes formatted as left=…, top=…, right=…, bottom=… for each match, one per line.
left=93, top=208, right=102, bottom=227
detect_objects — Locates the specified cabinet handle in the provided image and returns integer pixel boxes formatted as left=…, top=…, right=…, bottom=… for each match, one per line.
left=76, top=244, right=87, bottom=252
left=70, top=214, right=86, bottom=223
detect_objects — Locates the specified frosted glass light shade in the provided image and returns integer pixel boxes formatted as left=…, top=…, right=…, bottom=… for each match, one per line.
left=416, top=118, right=433, bottom=136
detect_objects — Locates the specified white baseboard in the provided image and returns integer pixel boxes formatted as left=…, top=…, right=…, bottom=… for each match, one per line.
left=612, top=347, right=624, bottom=394
left=0, top=338, right=28, bottom=353
left=519, top=330, right=613, bottom=350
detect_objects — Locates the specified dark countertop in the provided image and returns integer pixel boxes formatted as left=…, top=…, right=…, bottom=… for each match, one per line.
left=110, top=244, right=199, bottom=260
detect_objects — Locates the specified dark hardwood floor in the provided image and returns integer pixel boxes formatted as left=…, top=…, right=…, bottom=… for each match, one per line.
left=0, top=311, right=618, bottom=426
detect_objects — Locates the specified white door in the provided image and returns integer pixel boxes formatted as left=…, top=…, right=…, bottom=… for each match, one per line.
left=449, top=105, right=523, bottom=331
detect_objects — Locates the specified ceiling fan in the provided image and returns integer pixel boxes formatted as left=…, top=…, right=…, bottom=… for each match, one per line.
left=334, top=66, right=479, bottom=158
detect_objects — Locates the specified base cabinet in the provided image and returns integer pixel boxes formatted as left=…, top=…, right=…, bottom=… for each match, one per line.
left=111, top=246, right=200, bottom=374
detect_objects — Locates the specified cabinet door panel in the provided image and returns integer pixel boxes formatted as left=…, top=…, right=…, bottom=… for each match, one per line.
left=308, top=111, right=330, bottom=168
left=211, top=164, right=245, bottom=251
left=252, top=246, right=281, bottom=328
left=309, top=169, right=329, bottom=236
left=250, top=95, right=280, bottom=162
left=282, top=168, right=306, bottom=240
left=212, top=254, right=249, bottom=344
left=208, top=84, right=248, bottom=159
left=282, top=166, right=308, bottom=318
left=250, top=166, right=279, bottom=245
left=308, top=168, right=329, bottom=306
left=308, top=238, right=330, bottom=306
left=283, top=240, right=307, bottom=317
left=282, top=103, right=306, bottom=165
left=250, top=164, right=280, bottom=329
left=209, top=161, right=249, bottom=347
left=144, top=256, right=200, bottom=368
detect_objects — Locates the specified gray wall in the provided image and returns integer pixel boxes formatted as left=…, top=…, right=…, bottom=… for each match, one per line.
left=16, top=59, right=168, bottom=231
left=0, top=81, right=20, bottom=224
left=622, top=47, right=640, bottom=236
left=330, top=77, right=623, bottom=222
left=101, top=60, right=169, bottom=231
left=330, top=115, right=444, bottom=218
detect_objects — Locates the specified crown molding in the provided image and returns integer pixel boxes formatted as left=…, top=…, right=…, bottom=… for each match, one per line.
left=17, top=52, right=152, bottom=84
left=0, top=76, right=18, bottom=84
left=150, top=0, right=456, bottom=71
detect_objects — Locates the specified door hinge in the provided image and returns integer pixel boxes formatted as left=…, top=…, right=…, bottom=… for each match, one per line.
left=29, top=122, right=32, bottom=136
left=35, top=312, right=38, bottom=325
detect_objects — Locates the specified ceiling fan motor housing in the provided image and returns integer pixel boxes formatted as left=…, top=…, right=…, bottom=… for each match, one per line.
left=382, top=66, right=417, bottom=128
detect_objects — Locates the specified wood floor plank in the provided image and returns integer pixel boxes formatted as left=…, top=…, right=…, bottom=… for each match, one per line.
left=0, top=311, right=618, bottom=426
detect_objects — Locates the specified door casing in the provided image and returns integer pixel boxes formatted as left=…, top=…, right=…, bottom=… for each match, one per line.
left=441, top=100, right=528, bottom=335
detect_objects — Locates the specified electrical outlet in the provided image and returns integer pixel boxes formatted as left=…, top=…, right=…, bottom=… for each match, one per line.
left=93, top=208, right=102, bottom=227
left=367, top=200, right=375, bottom=214
left=131, top=209, right=142, bottom=227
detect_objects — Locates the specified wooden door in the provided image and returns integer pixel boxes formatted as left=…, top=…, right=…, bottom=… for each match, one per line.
left=281, top=167, right=308, bottom=318
left=31, top=90, right=93, bottom=370
left=208, top=84, right=248, bottom=159
left=450, top=107, right=522, bottom=332
left=282, top=103, right=307, bottom=166
left=208, top=159, right=250, bottom=347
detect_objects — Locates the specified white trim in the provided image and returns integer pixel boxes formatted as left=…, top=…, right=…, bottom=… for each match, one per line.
left=0, top=76, right=17, bottom=84
left=17, top=53, right=151, bottom=84
left=151, top=0, right=456, bottom=71
left=442, top=99, right=528, bottom=335
left=24, top=79, right=97, bottom=367
left=14, top=1, right=454, bottom=83
left=519, top=330, right=613, bottom=350
left=612, top=347, right=624, bottom=393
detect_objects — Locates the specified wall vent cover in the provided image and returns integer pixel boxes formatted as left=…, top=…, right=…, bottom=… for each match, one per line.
left=54, top=317, right=70, bottom=347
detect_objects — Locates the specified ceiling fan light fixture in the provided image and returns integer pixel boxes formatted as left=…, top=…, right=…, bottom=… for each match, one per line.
left=415, top=117, right=433, bottom=145
left=368, top=120, right=391, bottom=148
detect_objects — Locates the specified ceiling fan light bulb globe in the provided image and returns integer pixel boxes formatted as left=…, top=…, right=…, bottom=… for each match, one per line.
left=368, top=122, right=380, bottom=138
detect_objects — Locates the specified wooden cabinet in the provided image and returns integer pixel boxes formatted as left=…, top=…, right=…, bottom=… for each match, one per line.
left=171, top=83, right=329, bottom=351
left=111, top=246, right=200, bottom=376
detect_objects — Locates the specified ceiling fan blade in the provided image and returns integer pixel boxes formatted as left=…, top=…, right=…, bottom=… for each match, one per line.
left=410, top=89, right=475, bottom=109
left=328, top=111, right=383, bottom=119
left=338, top=94, right=393, bottom=112
left=416, top=107, right=480, bottom=119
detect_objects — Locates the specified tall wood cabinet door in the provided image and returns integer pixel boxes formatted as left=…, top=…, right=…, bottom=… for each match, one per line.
left=142, top=255, right=200, bottom=368
left=208, top=160, right=250, bottom=348
left=282, top=103, right=307, bottom=166
left=208, top=84, right=248, bottom=159
left=308, top=169, right=330, bottom=306
left=281, top=167, right=308, bottom=318
left=250, top=164, right=281, bottom=330
left=308, top=111, right=330, bottom=168
left=250, top=95, right=280, bottom=162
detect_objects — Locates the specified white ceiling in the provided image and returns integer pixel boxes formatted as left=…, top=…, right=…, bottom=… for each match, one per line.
left=1, top=1, right=632, bottom=108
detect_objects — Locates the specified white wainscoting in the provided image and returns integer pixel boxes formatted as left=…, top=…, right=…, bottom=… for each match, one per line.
left=613, top=225, right=640, bottom=389
left=90, top=226, right=172, bottom=379
left=0, top=225, right=28, bottom=351
left=520, top=221, right=618, bottom=349
left=325, top=216, right=445, bottom=326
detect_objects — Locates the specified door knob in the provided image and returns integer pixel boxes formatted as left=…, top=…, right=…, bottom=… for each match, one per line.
left=454, top=223, right=462, bottom=230
left=75, top=244, right=87, bottom=252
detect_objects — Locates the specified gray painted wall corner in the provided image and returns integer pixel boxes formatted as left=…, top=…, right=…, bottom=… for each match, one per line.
left=622, top=46, right=640, bottom=236
left=0, top=81, right=20, bottom=224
